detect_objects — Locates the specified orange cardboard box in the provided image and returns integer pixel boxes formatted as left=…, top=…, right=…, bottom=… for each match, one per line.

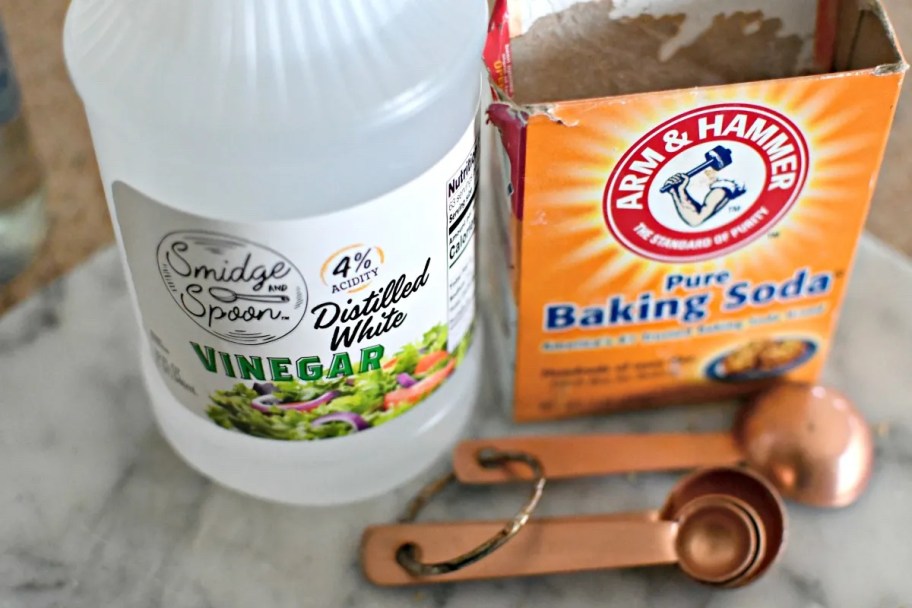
left=484, top=0, right=906, bottom=422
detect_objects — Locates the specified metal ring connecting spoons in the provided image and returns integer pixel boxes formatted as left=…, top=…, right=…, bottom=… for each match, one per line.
left=454, top=383, right=873, bottom=508
left=396, top=450, right=546, bottom=577
left=361, top=450, right=546, bottom=581
left=361, top=467, right=786, bottom=587
left=208, top=286, right=290, bottom=304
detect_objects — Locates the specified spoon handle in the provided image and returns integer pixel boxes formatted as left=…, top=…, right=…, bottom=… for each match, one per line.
left=453, top=432, right=742, bottom=484
left=362, top=513, right=675, bottom=586
left=237, top=294, right=289, bottom=303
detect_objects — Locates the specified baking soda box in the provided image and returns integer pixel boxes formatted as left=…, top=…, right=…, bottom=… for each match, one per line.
left=484, top=0, right=906, bottom=421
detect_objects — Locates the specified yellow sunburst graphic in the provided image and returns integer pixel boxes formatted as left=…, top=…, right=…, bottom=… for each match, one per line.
left=523, top=76, right=893, bottom=304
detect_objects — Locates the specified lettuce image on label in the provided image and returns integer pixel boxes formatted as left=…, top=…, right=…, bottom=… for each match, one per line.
left=207, top=324, right=473, bottom=440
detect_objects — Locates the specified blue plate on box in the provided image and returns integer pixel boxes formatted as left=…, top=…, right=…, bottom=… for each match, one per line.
left=706, top=339, right=817, bottom=382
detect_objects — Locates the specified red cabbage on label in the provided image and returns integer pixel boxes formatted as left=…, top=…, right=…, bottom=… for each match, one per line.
left=396, top=373, right=418, bottom=388
left=311, top=412, right=370, bottom=432
left=253, top=382, right=277, bottom=396
left=250, top=391, right=340, bottom=413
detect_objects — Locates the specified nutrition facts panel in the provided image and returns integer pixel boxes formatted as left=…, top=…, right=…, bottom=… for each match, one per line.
left=445, top=137, right=478, bottom=351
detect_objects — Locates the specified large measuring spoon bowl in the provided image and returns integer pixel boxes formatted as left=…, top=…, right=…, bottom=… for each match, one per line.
left=735, top=384, right=873, bottom=508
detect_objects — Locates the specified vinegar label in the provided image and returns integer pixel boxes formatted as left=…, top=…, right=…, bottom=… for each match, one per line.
left=112, top=120, right=478, bottom=442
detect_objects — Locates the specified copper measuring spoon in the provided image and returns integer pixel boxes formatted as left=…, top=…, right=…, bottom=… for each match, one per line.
left=362, top=468, right=786, bottom=586
left=454, top=384, right=873, bottom=508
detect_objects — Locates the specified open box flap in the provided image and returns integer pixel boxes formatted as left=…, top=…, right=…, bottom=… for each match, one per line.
left=486, top=0, right=823, bottom=102
left=485, top=0, right=905, bottom=106
left=835, top=0, right=906, bottom=73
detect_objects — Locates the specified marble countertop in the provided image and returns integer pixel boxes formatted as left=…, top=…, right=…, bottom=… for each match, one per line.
left=0, top=236, right=910, bottom=608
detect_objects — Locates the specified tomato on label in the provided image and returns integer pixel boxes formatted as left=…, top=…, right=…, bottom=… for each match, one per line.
left=383, top=360, right=456, bottom=410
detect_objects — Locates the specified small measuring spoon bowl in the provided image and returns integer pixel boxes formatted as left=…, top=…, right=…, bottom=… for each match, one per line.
left=671, top=494, right=760, bottom=585
left=661, top=467, right=786, bottom=587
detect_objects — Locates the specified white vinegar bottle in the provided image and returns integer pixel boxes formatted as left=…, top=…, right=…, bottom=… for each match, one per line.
left=65, top=0, right=487, bottom=505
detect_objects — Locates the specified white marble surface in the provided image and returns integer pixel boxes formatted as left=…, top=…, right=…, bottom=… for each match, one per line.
left=1, top=235, right=911, bottom=608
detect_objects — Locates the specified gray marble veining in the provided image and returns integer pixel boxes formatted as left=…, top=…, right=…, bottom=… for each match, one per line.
left=1, top=236, right=911, bottom=608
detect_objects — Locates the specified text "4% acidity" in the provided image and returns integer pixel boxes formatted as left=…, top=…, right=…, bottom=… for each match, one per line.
left=334, top=248, right=376, bottom=279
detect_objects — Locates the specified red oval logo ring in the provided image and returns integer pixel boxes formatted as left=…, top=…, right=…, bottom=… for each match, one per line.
left=604, top=103, right=809, bottom=263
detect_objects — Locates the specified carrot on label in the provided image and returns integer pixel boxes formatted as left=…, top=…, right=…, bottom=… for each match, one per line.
left=415, top=351, right=449, bottom=375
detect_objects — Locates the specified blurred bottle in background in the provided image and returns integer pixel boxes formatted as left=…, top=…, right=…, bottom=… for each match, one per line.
left=0, top=17, right=46, bottom=285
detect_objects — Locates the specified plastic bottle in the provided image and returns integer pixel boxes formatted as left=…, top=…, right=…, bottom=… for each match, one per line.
left=64, top=0, right=487, bottom=505
left=0, top=19, right=46, bottom=284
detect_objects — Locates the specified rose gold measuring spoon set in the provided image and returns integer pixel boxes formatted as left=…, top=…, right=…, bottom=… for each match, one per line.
left=361, top=384, right=874, bottom=587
